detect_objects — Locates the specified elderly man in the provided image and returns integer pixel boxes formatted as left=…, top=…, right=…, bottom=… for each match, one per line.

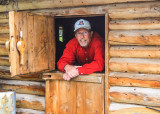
left=57, top=19, right=104, bottom=80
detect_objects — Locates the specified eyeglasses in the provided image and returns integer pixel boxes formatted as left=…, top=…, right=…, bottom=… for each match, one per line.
left=76, top=31, right=89, bottom=36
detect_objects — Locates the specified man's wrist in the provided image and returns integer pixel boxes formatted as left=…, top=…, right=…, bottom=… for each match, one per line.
left=64, top=64, right=69, bottom=71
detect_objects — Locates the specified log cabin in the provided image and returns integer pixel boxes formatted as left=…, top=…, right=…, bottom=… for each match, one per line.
left=0, top=0, right=160, bottom=114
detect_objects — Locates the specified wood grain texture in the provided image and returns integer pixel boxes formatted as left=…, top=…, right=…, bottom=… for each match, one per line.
left=16, top=93, right=45, bottom=111
left=109, top=102, right=160, bottom=114
left=105, top=14, right=110, bottom=114
left=109, top=58, right=160, bottom=74
left=0, top=71, right=44, bottom=82
left=110, top=46, right=160, bottom=58
left=43, top=72, right=103, bottom=83
left=0, top=34, right=9, bottom=45
left=109, top=5, right=160, bottom=19
left=45, top=79, right=104, bottom=114
left=109, top=19, right=160, bottom=30
left=109, top=77, right=160, bottom=88
left=16, top=108, right=45, bottom=114
left=9, top=12, right=55, bottom=76
left=0, top=19, right=9, bottom=24
left=109, top=30, right=160, bottom=45
left=0, top=45, right=9, bottom=56
left=0, top=79, right=45, bottom=95
left=0, top=24, right=9, bottom=33
left=110, top=72, right=160, bottom=81
left=0, top=0, right=155, bottom=12
left=109, top=86, right=160, bottom=107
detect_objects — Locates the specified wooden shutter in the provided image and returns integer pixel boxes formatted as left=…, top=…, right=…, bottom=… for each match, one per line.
left=9, top=11, right=55, bottom=76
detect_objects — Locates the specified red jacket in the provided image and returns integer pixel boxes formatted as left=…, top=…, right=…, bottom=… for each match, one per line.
left=57, top=32, right=105, bottom=75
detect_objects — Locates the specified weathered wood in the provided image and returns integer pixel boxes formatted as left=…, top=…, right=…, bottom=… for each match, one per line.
left=110, top=72, right=160, bottom=81
left=109, top=58, right=160, bottom=74
left=0, top=71, right=44, bottom=82
left=109, top=19, right=160, bottom=30
left=0, top=0, right=156, bottom=13
left=16, top=108, right=45, bottom=114
left=109, top=102, right=144, bottom=111
left=109, top=6, right=160, bottom=19
left=109, top=86, right=160, bottom=107
left=109, top=30, right=160, bottom=45
left=16, top=93, right=45, bottom=111
left=0, top=57, right=9, bottom=66
left=0, top=34, right=9, bottom=45
left=110, top=46, right=160, bottom=58
left=105, top=14, right=110, bottom=114
left=9, top=12, right=55, bottom=76
left=0, top=79, right=45, bottom=95
left=110, top=102, right=160, bottom=113
left=0, top=18, right=9, bottom=23
left=0, top=13, right=9, bottom=19
left=0, top=24, right=9, bottom=33
left=45, top=78, right=104, bottom=113
left=109, top=77, right=160, bottom=88
left=0, top=45, right=8, bottom=56
left=43, top=71, right=104, bottom=83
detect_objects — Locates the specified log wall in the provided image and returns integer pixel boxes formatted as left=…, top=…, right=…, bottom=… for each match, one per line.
left=0, top=1, right=160, bottom=114
left=108, top=3, right=160, bottom=113
left=0, top=12, right=45, bottom=114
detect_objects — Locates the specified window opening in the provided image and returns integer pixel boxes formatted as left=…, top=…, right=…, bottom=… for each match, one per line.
left=55, top=16, right=105, bottom=69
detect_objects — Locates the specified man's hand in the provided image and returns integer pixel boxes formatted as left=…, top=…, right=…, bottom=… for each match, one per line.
left=64, top=64, right=79, bottom=78
left=63, top=73, right=71, bottom=81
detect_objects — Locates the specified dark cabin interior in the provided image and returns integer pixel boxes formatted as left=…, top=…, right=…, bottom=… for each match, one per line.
left=55, top=16, right=105, bottom=69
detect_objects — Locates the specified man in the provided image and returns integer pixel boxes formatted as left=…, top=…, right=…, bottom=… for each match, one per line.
left=57, top=19, right=104, bottom=80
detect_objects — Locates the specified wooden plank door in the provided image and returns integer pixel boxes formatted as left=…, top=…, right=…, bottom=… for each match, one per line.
left=9, top=11, right=55, bottom=76
left=44, top=72, right=104, bottom=114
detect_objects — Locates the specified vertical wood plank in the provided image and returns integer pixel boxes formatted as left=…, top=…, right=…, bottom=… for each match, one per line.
left=77, top=82, right=86, bottom=114
left=59, top=81, right=77, bottom=114
left=45, top=80, right=59, bottom=114
left=33, top=15, right=49, bottom=72
left=28, top=13, right=35, bottom=72
left=105, top=14, right=110, bottom=114
left=19, top=12, right=29, bottom=74
left=47, top=17, right=55, bottom=70
left=9, top=11, right=20, bottom=76
left=85, top=82, right=104, bottom=114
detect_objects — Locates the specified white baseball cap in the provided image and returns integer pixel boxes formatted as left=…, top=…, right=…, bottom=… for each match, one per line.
left=74, top=19, right=91, bottom=32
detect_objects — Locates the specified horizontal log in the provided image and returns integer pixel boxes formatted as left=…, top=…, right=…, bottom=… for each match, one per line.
left=109, top=6, right=160, bottom=19
left=109, top=30, right=160, bottom=45
left=0, top=45, right=9, bottom=56
left=32, top=1, right=160, bottom=18
left=0, top=24, right=9, bottom=33
left=16, top=93, right=45, bottom=111
left=110, top=72, right=160, bottom=81
left=109, top=19, right=160, bottom=30
left=0, top=13, right=8, bottom=19
left=0, top=71, right=44, bottom=82
left=0, top=58, right=9, bottom=66
left=43, top=71, right=104, bottom=83
left=109, top=58, right=160, bottom=74
left=0, top=0, right=155, bottom=13
left=110, top=107, right=160, bottom=114
left=110, top=46, right=160, bottom=58
left=16, top=108, right=45, bottom=114
left=109, top=102, right=144, bottom=111
left=0, top=18, right=8, bottom=24
left=109, top=86, right=160, bottom=107
left=109, top=77, right=160, bottom=88
left=0, top=34, right=9, bottom=45
left=0, top=79, right=45, bottom=96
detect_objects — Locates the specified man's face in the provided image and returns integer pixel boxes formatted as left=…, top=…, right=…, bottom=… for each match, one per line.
left=75, top=28, right=93, bottom=48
